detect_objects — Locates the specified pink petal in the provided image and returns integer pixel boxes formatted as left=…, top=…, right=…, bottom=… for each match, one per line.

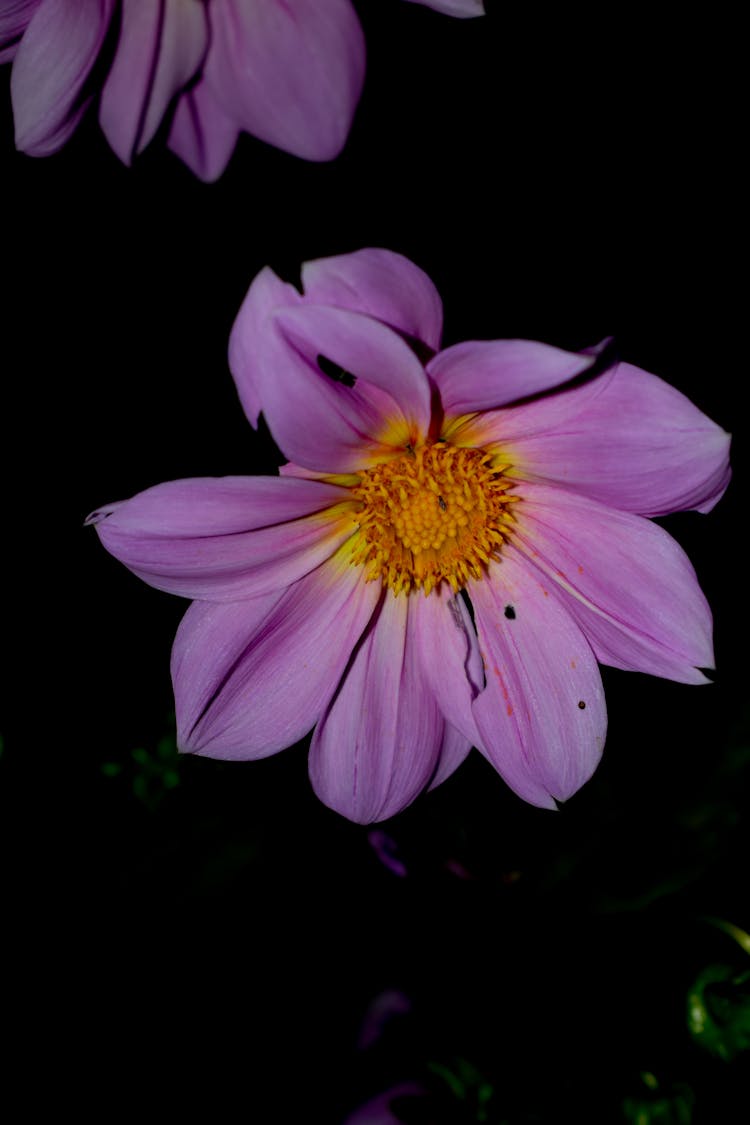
left=404, top=0, right=484, bottom=15
left=428, top=338, right=596, bottom=416
left=469, top=551, right=607, bottom=808
left=456, top=362, right=731, bottom=516
left=167, top=72, right=240, bottom=182
left=98, top=0, right=207, bottom=164
left=309, top=593, right=447, bottom=823
left=173, top=555, right=380, bottom=759
left=429, top=720, right=473, bottom=791
left=514, top=482, right=714, bottom=683
left=228, top=266, right=304, bottom=427
left=204, top=0, right=365, bottom=161
left=250, top=305, right=431, bottom=472
left=11, top=0, right=116, bottom=155
left=86, top=475, right=355, bottom=601
left=301, top=248, right=444, bottom=352
left=0, top=0, right=41, bottom=62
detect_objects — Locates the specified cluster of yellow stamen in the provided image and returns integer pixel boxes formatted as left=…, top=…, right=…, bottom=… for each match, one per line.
left=349, top=441, right=519, bottom=595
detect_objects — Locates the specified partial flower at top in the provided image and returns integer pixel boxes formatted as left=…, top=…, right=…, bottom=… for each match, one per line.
left=0, top=0, right=484, bottom=181
left=87, top=248, right=730, bottom=824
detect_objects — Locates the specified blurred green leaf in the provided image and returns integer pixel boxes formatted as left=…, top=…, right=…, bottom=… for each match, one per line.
left=621, top=1072, right=694, bottom=1124
left=99, top=715, right=181, bottom=812
left=687, top=964, right=750, bottom=1061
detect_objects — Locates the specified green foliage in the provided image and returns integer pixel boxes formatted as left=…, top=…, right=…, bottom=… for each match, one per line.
left=427, top=1057, right=495, bottom=1122
left=686, top=963, right=750, bottom=1061
left=621, top=1072, right=695, bottom=1124
left=100, top=717, right=181, bottom=812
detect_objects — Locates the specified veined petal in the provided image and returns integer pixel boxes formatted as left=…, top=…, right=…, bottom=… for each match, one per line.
left=404, top=0, right=485, bottom=15
left=429, top=721, right=473, bottom=791
left=301, top=248, right=444, bottom=352
left=309, top=592, right=446, bottom=823
left=167, top=71, right=240, bottom=182
left=454, top=362, right=731, bottom=516
left=253, top=305, right=431, bottom=472
left=11, top=0, right=116, bottom=155
left=86, top=475, right=354, bottom=600
left=470, top=551, right=606, bottom=808
left=409, top=585, right=484, bottom=747
left=205, top=0, right=365, bottom=161
left=173, top=551, right=380, bottom=759
left=228, top=265, right=304, bottom=427
left=514, top=482, right=714, bottom=683
left=99, top=0, right=207, bottom=164
left=428, top=338, right=596, bottom=416
left=0, top=0, right=41, bottom=62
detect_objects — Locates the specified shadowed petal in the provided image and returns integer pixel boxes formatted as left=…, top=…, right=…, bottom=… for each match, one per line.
left=309, top=592, right=446, bottom=823
left=429, top=338, right=596, bottom=416
left=173, top=552, right=380, bottom=759
left=167, top=71, right=240, bottom=182
left=86, top=475, right=355, bottom=601
left=470, top=551, right=606, bottom=808
left=11, top=0, right=116, bottom=154
left=301, top=248, right=444, bottom=352
left=99, top=0, right=207, bottom=164
left=252, top=305, right=431, bottom=472
left=515, top=482, right=714, bottom=683
left=429, top=720, right=473, bottom=790
left=205, top=0, right=365, bottom=161
left=405, top=0, right=484, bottom=15
left=0, top=0, right=41, bottom=62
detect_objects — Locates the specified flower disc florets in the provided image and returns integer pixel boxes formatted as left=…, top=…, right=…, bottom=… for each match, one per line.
left=350, top=441, right=518, bottom=595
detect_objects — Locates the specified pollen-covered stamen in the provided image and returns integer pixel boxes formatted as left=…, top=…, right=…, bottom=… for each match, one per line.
left=349, top=442, right=519, bottom=595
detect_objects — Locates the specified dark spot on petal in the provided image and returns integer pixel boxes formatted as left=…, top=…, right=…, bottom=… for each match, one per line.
left=438, top=495, right=447, bottom=511
left=504, top=605, right=516, bottom=620
left=317, top=354, right=356, bottom=388
left=578, top=700, right=586, bottom=709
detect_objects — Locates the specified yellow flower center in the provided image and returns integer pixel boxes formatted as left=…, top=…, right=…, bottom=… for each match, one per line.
left=350, top=442, right=518, bottom=595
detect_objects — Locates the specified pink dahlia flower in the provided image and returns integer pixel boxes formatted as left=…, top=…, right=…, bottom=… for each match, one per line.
left=87, top=249, right=730, bottom=823
left=0, top=0, right=483, bottom=181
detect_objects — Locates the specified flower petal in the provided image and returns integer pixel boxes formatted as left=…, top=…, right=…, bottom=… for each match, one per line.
left=251, top=305, right=431, bottom=472
left=429, top=721, right=473, bottom=791
left=98, top=0, right=207, bottom=164
left=173, top=552, right=380, bottom=759
left=469, top=551, right=607, bottom=808
left=11, top=0, right=116, bottom=155
left=86, top=475, right=355, bottom=600
left=301, top=248, right=444, bottom=352
left=205, top=0, right=365, bottom=161
left=167, top=71, right=240, bottom=182
left=514, top=482, right=714, bottom=683
left=309, top=592, right=446, bottom=823
left=429, top=338, right=596, bottom=416
left=457, top=362, right=731, bottom=516
left=404, top=0, right=485, bottom=15
left=0, top=0, right=41, bottom=63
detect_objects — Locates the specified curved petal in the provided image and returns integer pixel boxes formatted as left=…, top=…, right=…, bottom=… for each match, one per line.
left=301, top=248, right=443, bottom=352
left=429, top=338, right=596, bottom=416
left=205, top=0, right=365, bottom=161
left=11, top=0, right=116, bottom=155
left=86, top=475, right=356, bottom=601
left=409, top=586, right=484, bottom=746
left=99, top=0, right=207, bottom=164
left=0, top=0, right=41, bottom=62
left=514, top=482, right=714, bottom=683
left=309, top=592, right=446, bottom=824
left=429, top=721, right=473, bottom=791
left=469, top=551, right=607, bottom=808
left=404, top=0, right=485, bottom=15
left=167, top=71, right=240, bottom=182
left=173, top=550, right=380, bottom=759
left=454, top=362, right=731, bottom=516
left=251, top=305, right=431, bottom=472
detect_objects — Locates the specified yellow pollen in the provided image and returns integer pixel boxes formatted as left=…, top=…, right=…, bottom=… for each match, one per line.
left=349, top=442, right=518, bottom=595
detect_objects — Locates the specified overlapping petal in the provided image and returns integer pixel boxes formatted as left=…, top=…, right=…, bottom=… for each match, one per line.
left=11, top=0, right=116, bottom=154
left=301, top=248, right=444, bottom=353
left=0, top=0, right=40, bottom=63
left=86, top=476, right=355, bottom=600
left=204, top=0, right=365, bottom=162
left=167, top=73, right=241, bottom=182
left=428, top=338, right=596, bottom=416
left=309, top=593, right=447, bottom=823
left=173, top=551, right=380, bottom=759
left=99, top=0, right=207, bottom=164
left=514, top=483, right=714, bottom=683
left=470, top=551, right=607, bottom=808
left=405, top=0, right=485, bottom=15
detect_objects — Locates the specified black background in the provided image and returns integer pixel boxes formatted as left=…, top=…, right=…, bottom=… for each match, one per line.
left=3, top=2, right=747, bottom=1120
